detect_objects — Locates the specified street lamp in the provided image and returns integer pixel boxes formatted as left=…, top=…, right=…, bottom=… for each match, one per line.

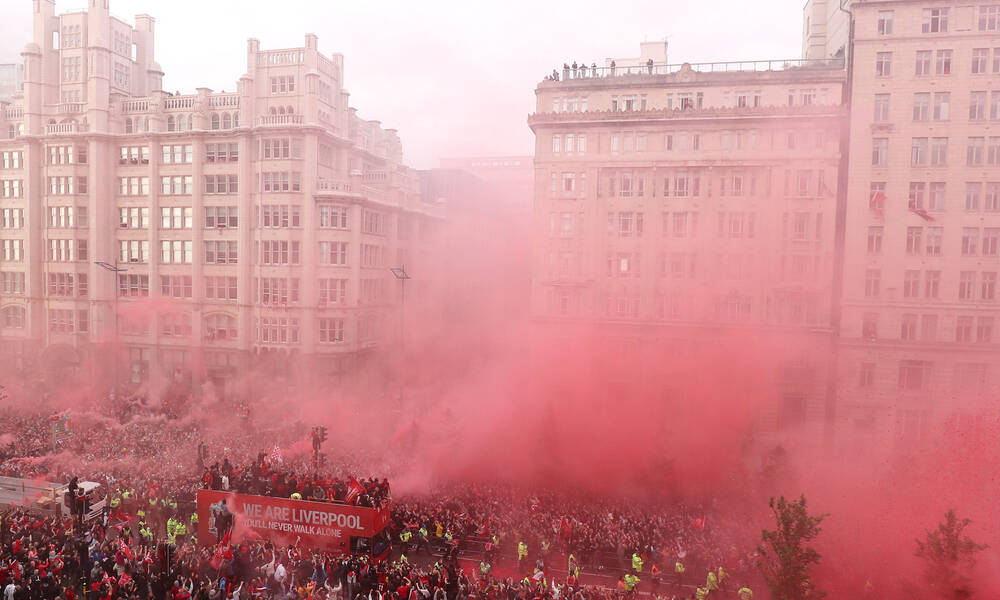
left=389, top=266, right=410, bottom=406
left=95, top=260, right=127, bottom=400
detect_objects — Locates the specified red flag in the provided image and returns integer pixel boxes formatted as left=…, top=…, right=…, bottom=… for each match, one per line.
left=870, top=191, right=886, bottom=219
left=118, top=538, right=133, bottom=560
left=691, top=516, right=706, bottom=531
left=345, top=478, right=364, bottom=504
left=910, top=208, right=935, bottom=222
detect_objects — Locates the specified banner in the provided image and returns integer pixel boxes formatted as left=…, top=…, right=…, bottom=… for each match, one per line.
left=197, top=490, right=391, bottom=555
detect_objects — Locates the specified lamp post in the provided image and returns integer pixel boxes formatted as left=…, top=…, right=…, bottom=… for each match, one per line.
left=389, top=266, right=410, bottom=406
left=95, top=260, right=127, bottom=400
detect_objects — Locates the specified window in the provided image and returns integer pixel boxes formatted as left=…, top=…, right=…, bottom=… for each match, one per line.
left=161, top=313, right=192, bottom=337
left=318, top=318, right=345, bottom=344
left=956, top=316, right=974, bottom=343
left=205, top=276, right=237, bottom=301
left=992, top=92, right=1000, bottom=120
left=859, top=363, right=876, bottom=387
left=901, top=314, right=918, bottom=341
left=973, top=48, right=989, bottom=74
left=873, top=94, right=890, bottom=122
left=926, top=227, right=943, bottom=255
left=915, top=51, right=931, bottom=76
left=118, top=274, right=150, bottom=297
left=865, top=269, right=880, bottom=297
left=930, top=138, right=948, bottom=165
left=256, top=241, right=296, bottom=266
left=970, top=91, right=987, bottom=120
left=160, top=240, right=193, bottom=264
left=118, top=177, right=150, bottom=196
left=913, top=93, right=930, bottom=121
left=2, top=240, right=24, bottom=261
left=257, top=316, right=300, bottom=345
left=119, top=240, right=149, bottom=263
left=205, top=314, right=237, bottom=341
left=968, top=137, right=985, bottom=165
left=903, top=270, right=921, bottom=298
left=922, top=8, right=948, bottom=33
left=360, top=244, right=383, bottom=268
left=0, top=151, right=23, bottom=169
left=257, top=278, right=299, bottom=305
left=160, top=275, right=192, bottom=299
left=862, top=313, right=878, bottom=339
left=258, top=204, right=300, bottom=228
left=269, top=75, right=296, bottom=94
left=866, top=226, right=884, bottom=254
left=47, top=239, right=85, bottom=262
left=160, top=176, right=193, bottom=195
left=962, top=228, right=979, bottom=255
left=319, top=241, right=348, bottom=266
left=959, top=271, right=976, bottom=300
left=925, top=271, right=941, bottom=298
left=319, top=279, right=347, bottom=305
left=551, top=134, right=561, bottom=155
left=204, top=240, right=239, bottom=264
left=935, top=50, right=952, bottom=75
left=988, top=183, right=1000, bottom=211
left=990, top=137, right=1000, bottom=165
left=205, top=206, right=239, bottom=229
left=982, top=272, right=998, bottom=300
left=2, top=306, right=24, bottom=328
left=206, top=143, right=240, bottom=162
left=921, top=315, right=938, bottom=341
left=204, top=175, right=239, bottom=194
left=875, top=52, right=892, bottom=76
left=161, top=144, right=192, bottom=164
left=872, top=138, right=888, bottom=166
left=898, top=360, right=929, bottom=390
left=906, top=227, right=923, bottom=254
left=911, top=138, right=928, bottom=166
left=933, top=93, right=950, bottom=120
left=980, top=5, right=1000, bottom=31
left=319, top=205, right=349, bottom=229
left=261, top=171, right=301, bottom=192
left=160, top=207, right=192, bottom=229
left=1, top=272, right=25, bottom=295
left=878, top=10, right=894, bottom=34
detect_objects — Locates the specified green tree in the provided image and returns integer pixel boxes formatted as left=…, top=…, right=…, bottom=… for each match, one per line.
left=915, top=509, right=989, bottom=599
left=757, top=495, right=828, bottom=600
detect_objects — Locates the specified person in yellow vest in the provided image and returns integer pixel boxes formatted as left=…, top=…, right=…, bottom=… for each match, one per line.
left=738, top=586, right=753, bottom=600
left=623, top=573, right=639, bottom=593
left=632, top=552, right=643, bottom=573
left=568, top=554, right=580, bottom=579
left=399, top=553, right=408, bottom=564
left=695, top=587, right=709, bottom=600
left=166, top=517, right=177, bottom=544
left=190, top=511, right=199, bottom=531
left=435, top=522, right=443, bottom=538
left=399, top=529, right=412, bottom=553
left=139, top=523, right=154, bottom=546
left=174, top=519, right=187, bottom=544
left=674, top=561, right=685, bottom=588
left=716, top=566, right=728, bottom=591
left=706, top=570, right=719, bottom=592
left=109, top=495, right=121, bottom=509
left=136, top=507, right=146, bottom=521
left=479, top=561, right=491, bottom=577
left=517, top=541, right=528, bottom=570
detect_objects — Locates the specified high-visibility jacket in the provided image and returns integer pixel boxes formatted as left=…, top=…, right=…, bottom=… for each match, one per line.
left=435, top=523, right=443, bottom=537
left=174, top=522, right=187, bottom=536
left=399, top=554, right=408, bottom=564
left=419, top=527, right=428, bottom=538
left=695, top=587, right=708, bottom=600
left=717, top=567, right=727, bottom=582
left=444, top=532, right=453, bottom=542
left=109, top=497, right=121, bottom=508
left=540, top=541, right=550, bottom=552
left=706, top=571, right=719, bottom=591
left=517, top=542, right=528, bottom=559
left=623, top=574, right=639, bottom=591
left=479, top=562, right=490, bottom=575
left=400, top=531, right=412, bottom=543
left=190, top=513, right=199, bottom=525
left=632, top=553, right=643, bottom=572
left=166, top=518, right=178, bottom=534
left=738, top=587, right=753, bottom=600
left=136, top=508, right=146, bottom=519
left=140, top=526, right=153, bottom=541
left=675, top=562, right=685, bottom=574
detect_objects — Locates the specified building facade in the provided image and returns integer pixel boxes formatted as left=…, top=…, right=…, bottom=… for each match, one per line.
left=0, top=64, right=24, bottom=104
left=838, top=0, right=1000, bottom=444
left=529, top=52, right=848, bottom=433
left=0, top=0, right=439, bottom=396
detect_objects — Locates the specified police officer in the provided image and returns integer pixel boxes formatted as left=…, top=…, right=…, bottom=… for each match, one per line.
left=674, top=560, right=685, bottom=589
left=738, top=586, right=753, bottom=600
left=632, top=552, right=643, bottom=573
left=517, top=541, right=528, bottom=571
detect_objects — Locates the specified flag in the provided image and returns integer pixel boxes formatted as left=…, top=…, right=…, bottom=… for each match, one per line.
left=692, top=516, right=706, bottom=531
left=345, top=478, right=365, bottom=504
left=118, top=538, right=133, bottom=560
left=531, top=570, right=545, bottom=582
left=269, top=444, right=284, bottom=465
left=870, top=191, right=886, bottom=219
left=910, top=208, right=935, bottom=222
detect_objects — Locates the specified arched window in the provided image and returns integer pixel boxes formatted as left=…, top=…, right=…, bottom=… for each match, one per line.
left=205, top=314, right=237, bottom=340
left=7, top=125, right=14, bottom=139
left=286, top=106, right=294, bottom=115
left=269, top=107, right=276, bottom=115
left=18, top=124, right=25, bottom=136
left=210, top=113, right=220, bottom=130
left=125, top=118, right=133, bottom=133
left=277, top=106, right=285, bottom=115
left=222, top=113, right=232, bottom=129
left=166, top=115, right=175, bottom=132
left=232, top=112, right=239, bottom=127
left=137, top=116, right=146, bottom=132
left=177, top=114, right=187, bottom=131
left=2, top=306, right=25, bottom=328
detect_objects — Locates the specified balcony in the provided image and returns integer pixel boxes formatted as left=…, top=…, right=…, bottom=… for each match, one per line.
left=527, top=102, right=846, bottom=128
left=209, top=93, right=240, bottom=108
left=4, top=106, right=23, bottom=120
left=57, top=103, right=84, bottom=114
left=121, top=98, right=151, bottom=113
left=46, top=122, right=86, bottom=135
left=315, top=178, right=388, bottom=204
left=546, top=57, right=846, bottom=82
left=163, top=95, right=196, bottom=110
left=257, top=114, right=303, bottom=126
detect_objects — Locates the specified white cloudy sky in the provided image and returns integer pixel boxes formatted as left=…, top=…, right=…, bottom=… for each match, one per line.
left=1, top=0, right=807, bottom=168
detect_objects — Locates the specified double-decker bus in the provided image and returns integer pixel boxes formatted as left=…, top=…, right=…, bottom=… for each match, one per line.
left=196, top=490, right=391, bottom=560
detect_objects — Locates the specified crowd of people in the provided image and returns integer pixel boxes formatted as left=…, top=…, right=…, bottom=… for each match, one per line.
left=0, top=397, right=762, bottom=600
left=543, top=59, right=659, bottom=82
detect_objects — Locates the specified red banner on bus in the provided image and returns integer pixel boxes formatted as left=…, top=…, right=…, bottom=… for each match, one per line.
left=196, top=490, right=391, bottom=555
